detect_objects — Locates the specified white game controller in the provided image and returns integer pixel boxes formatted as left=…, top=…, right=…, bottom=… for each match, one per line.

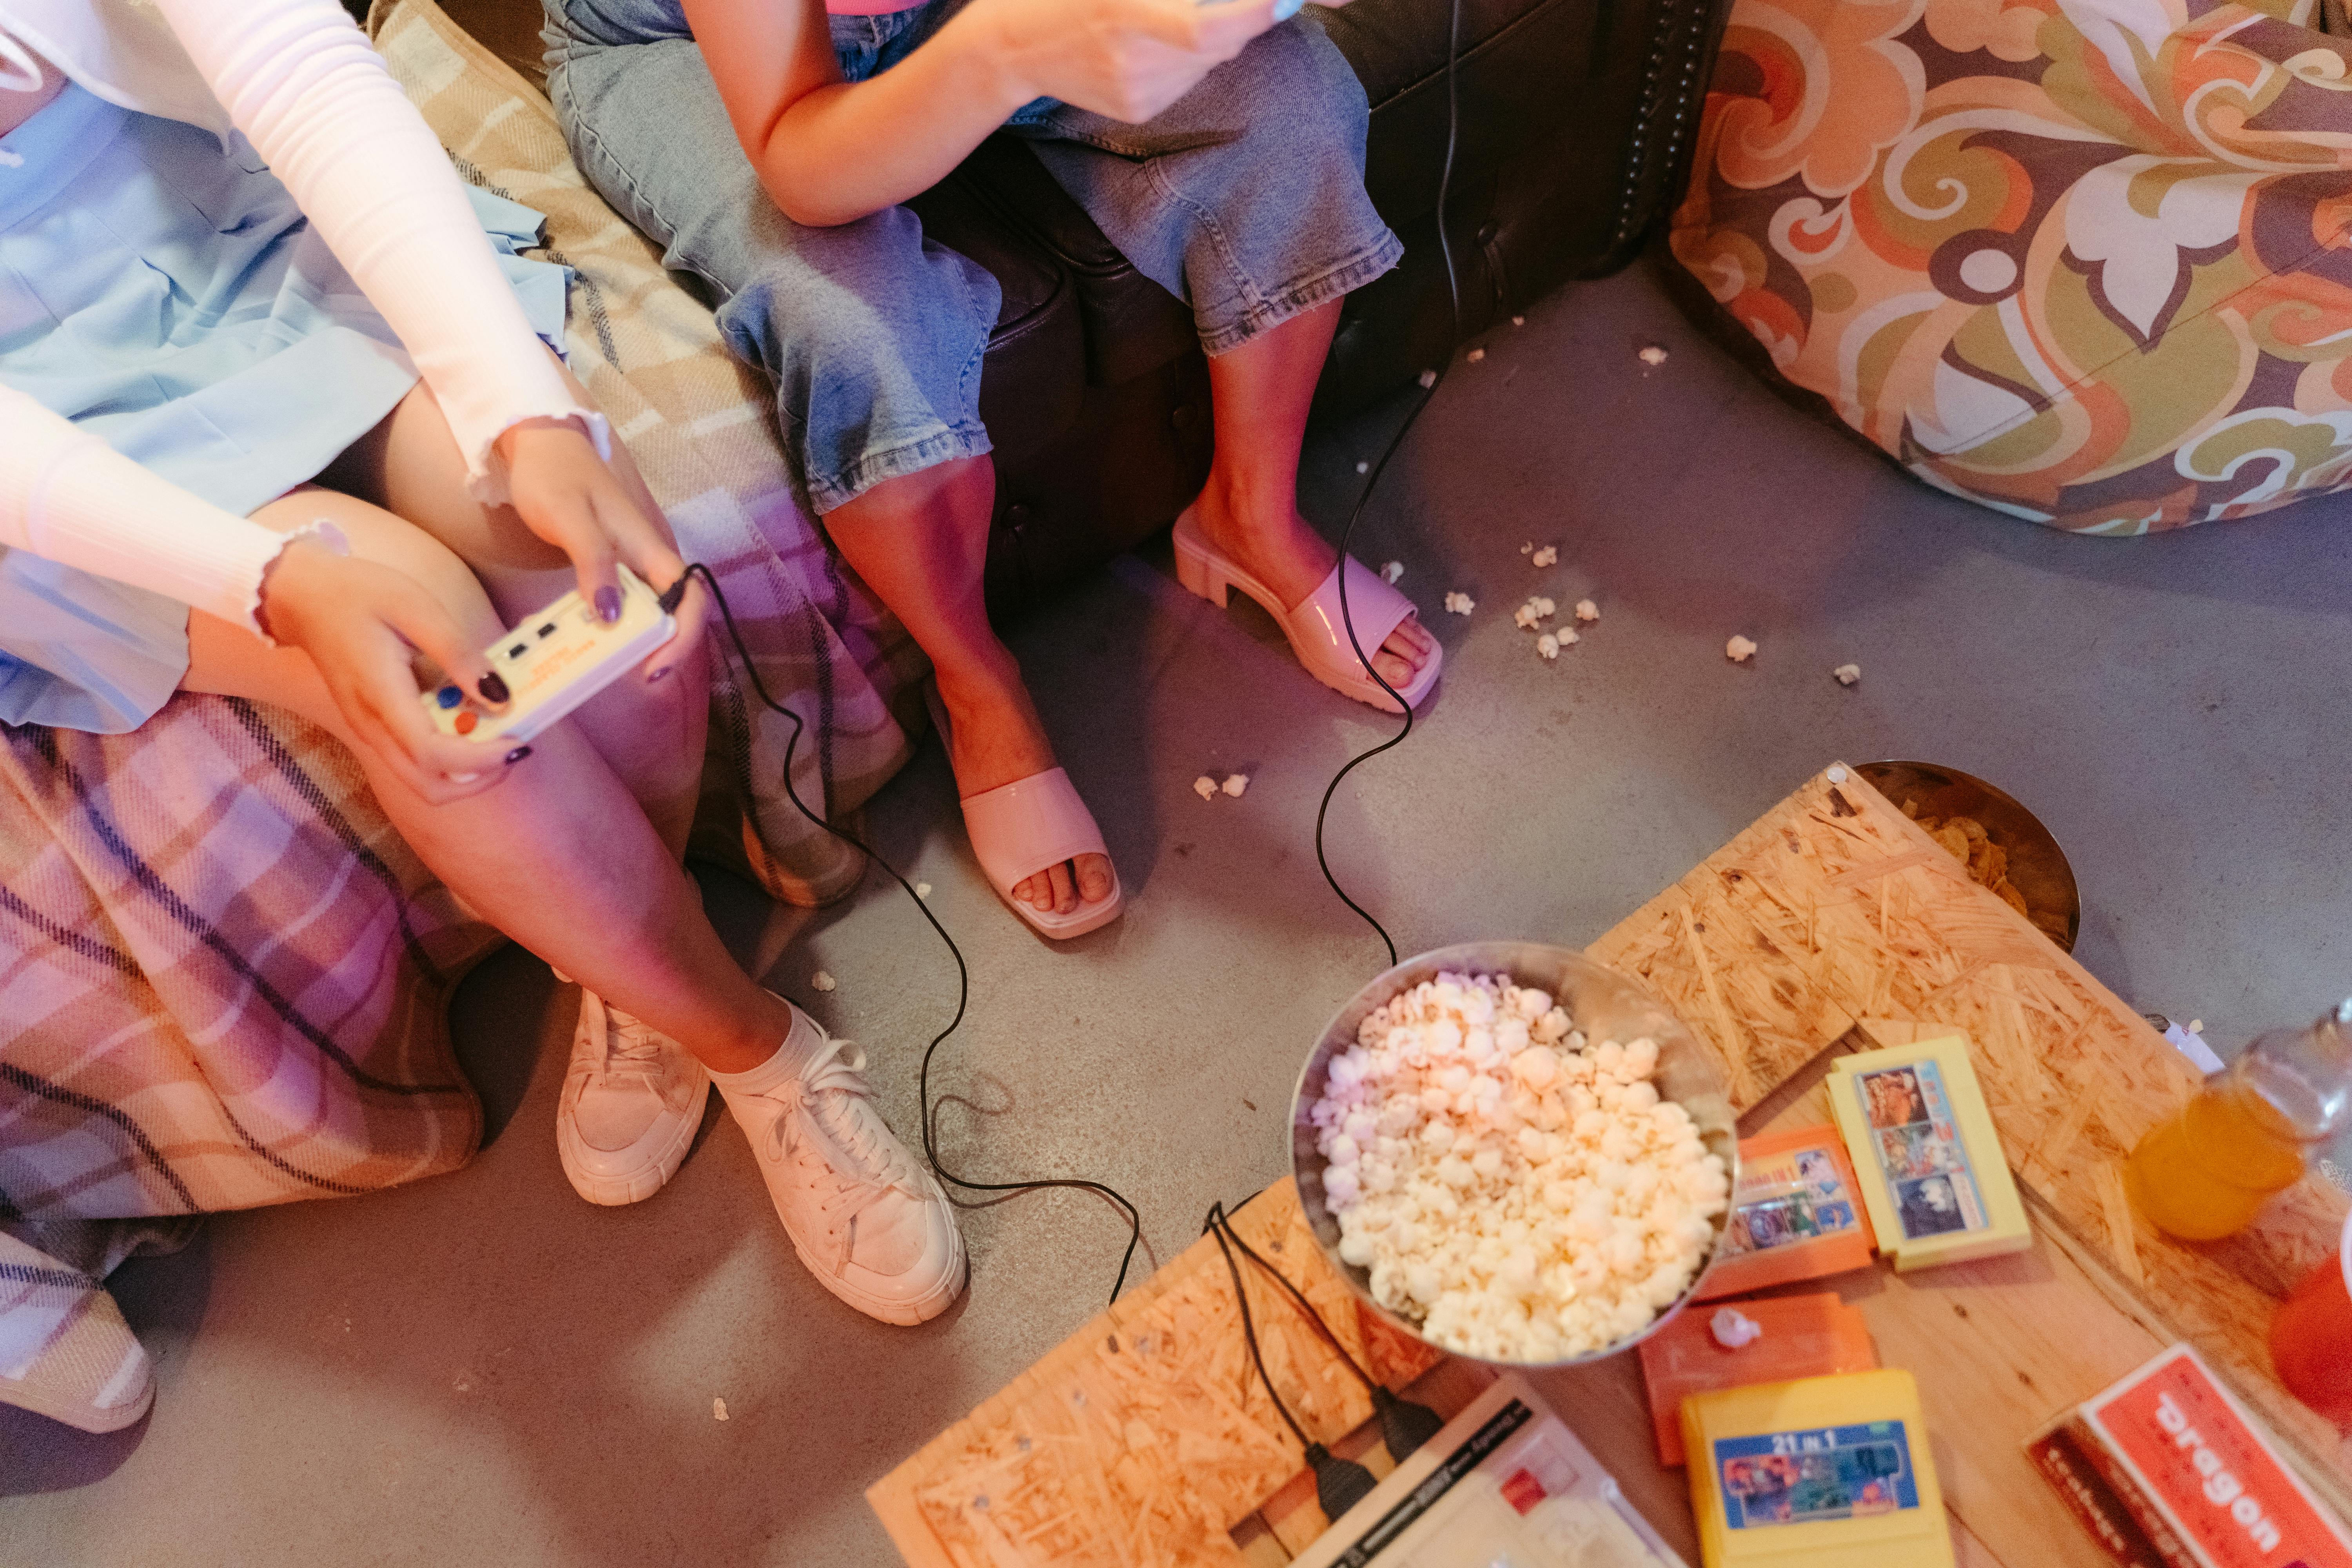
left=420, top=563, right=677, bottom=745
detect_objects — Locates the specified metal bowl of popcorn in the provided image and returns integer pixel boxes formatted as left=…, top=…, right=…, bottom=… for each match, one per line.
left=1292, top=942, right=1740, bottom=1369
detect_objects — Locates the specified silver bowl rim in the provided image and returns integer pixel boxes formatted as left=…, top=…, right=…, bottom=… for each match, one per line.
left=1853, top=759, right=2081, bottom=953
left=1289, top=940, right=1742, bottom=1370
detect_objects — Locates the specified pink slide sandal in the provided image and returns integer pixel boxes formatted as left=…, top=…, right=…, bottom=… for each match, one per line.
left=927, top=691, right=1123, bottom=940
left=1172, top=509, right=1442, bottom=715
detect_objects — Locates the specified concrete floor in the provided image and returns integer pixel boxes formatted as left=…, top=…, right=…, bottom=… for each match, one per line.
left=7, top=261, right=2351, bottom=1566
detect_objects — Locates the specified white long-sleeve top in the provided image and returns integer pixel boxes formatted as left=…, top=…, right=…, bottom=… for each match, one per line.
left=0, top=0, right=604, bottom=636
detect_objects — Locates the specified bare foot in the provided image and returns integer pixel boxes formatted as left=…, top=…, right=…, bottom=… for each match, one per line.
left=1186, top=482, right=1436, bottom=689
left=935, top=658, right=1114, bottom=917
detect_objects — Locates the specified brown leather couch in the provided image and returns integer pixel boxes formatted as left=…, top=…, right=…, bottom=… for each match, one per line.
left=427, top=0, right=1726, bottom=617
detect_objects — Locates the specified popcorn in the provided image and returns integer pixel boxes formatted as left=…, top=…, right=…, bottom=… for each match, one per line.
left=1513, top=597, right=1555, bottom=630
left=1512, top=315, right=1526, bottom=327
left=1221, top=773, right=1249, bottom=798
left=1418, top=369, right=1439, bottom=389
left=1466, top=348, right=1486, bottom=363
left=1356, top=461, right=1370, bottom=474
left=1312, top=971, right=1727, bottom=1361
left=1445, top=592, right=1476, bottom=616
left=1711, top=1307, right=1762, bottom=1349
left=1531, top=545, right=1558, bottom=568
left=1574, top=599, right=1600, bottom=623
left=915, top=882, right=932, bottom=899
left=1193, top=775, right=1218, bottom=801
left=1537, top=633, right=1560, bottom=661
left=1381, top=561, right=1405, bottom=584
left=811, top=970, right=837, bottom=992
left=1638, top=345, right=1668, bottom=366
left=1726, top=635, right=1758, bottom=662
left=1833, top=662, right=1861, bottom=686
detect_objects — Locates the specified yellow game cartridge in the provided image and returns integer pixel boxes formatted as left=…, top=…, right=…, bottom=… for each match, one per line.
left=1826, top=1033, right=2031, bottom=1270
left=1682, top=1368, right=1952, bottom=1568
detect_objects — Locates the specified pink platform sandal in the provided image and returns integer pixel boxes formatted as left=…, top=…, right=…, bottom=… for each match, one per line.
left=926, top=690, right=1123, bottom=940
left=1171, top=509, right=1442, bottom=715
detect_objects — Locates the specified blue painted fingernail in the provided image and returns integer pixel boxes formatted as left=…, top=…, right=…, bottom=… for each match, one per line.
left=595, top=586, right=622, bottom=623
left=1272, top=0, right=1305, bottom=19
left=505, top=746, right=532, bottom=765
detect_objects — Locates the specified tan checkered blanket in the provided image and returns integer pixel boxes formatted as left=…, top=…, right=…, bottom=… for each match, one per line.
left=1, top=0, right=928, bottom=1406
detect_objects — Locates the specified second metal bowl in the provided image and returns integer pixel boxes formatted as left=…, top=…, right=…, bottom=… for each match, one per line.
left=1855, top=760, right=2081, bottom=952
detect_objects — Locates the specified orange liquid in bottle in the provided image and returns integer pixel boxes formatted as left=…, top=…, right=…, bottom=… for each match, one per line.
left=2125, top=1079, right=2309, bottom=1241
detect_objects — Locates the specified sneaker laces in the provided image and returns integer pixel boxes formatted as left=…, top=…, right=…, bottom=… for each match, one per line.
left=760, top=1037, right=921, bottom=1274
left=600, top=1010, right=673, bottom=1078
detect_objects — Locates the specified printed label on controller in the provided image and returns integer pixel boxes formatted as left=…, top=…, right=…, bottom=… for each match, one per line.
left=1714, top=1421, right=1921, bottom=1529
left=1722, top=1139, right=1862, bottom=1256
left=1855, top=1062, right=1989, bottom=1241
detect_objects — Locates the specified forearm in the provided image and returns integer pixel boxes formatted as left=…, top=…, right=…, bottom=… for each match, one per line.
left=153, top=0, right=604, bottom=501
left=740, top=11, right=1031, bottom=227
left=0, top=385, right=325, bottom=636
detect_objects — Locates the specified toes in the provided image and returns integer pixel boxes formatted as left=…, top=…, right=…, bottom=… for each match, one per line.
left=1388, top=617, right=1434, bottom=664
left=1014, top=873, right=1049, bottom=911
left=1048, top=860, right=1079, bottom=915
left=1076, top=853, right=1114, bottom=904
left=1375, top=652, right=1415, bottom=687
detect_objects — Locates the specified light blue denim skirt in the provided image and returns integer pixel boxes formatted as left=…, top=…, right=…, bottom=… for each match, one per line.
left=0, top=83, right=575, bottom=734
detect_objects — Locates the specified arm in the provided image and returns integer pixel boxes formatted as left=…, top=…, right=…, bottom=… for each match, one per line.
left=151, top=0, right=604, bottom=507
left=0, top=383, right=517, bottom=800
left=153, top=0, right=696, bottom=639
left=684, top=0, right=1282, bottom=228
left=0, top=383, right=314, bottom=635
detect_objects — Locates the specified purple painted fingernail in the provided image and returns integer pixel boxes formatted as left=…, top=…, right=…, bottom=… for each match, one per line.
left=595, top=586, right=622, bottom=623
left=646, top=666, right=671, bottom=684
left=477, top=672, right=510, bottom=705
left=505, top=746, right=532, bottom=765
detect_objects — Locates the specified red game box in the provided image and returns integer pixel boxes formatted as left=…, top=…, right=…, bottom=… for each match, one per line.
left=2027, top=1343, right=2352, bottom=1568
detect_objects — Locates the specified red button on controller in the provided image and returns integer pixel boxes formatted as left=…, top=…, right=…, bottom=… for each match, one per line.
left=454, top=710, right=478, bottom=735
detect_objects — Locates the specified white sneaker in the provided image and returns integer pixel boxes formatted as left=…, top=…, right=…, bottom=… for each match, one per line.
left=556, top=989, right=711, bottom=1206
left=717, top=1005, right=966, bottom=1325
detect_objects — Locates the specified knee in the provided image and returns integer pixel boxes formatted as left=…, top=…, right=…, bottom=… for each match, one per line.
left=379, top=528, right=506, bottom=647
left=714, top=210, right=997, bottom=394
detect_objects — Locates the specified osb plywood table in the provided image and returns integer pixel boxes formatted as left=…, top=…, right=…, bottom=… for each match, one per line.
left=871, top=765, right=2352, bottom=1566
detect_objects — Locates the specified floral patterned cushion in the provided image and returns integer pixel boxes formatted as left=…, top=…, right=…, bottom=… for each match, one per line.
left=1669, top=0, right=2352, bottom=532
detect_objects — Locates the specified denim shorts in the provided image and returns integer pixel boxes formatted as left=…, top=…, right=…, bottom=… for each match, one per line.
left=544, top=0, right=1400, bottom=514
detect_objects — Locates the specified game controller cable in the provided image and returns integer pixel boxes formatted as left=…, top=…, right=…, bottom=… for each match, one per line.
left=1314, top=0, right=1469, bottom=969
left=661, top=561, right=1145, bottom=1303
left=652, top=0, right=1468, bottom=1308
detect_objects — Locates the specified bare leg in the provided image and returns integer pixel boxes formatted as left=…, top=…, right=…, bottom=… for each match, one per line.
left=820, top=457, right=1112, bottom=916
left=1183, top=301, right=1435, bottom=688
left=184, top=489, right=790, bottom=1076
left=316, top=368, right=704, bottom=857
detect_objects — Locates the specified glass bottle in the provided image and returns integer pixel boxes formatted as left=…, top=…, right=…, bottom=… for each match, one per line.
left=2125, top=1000, right=2352, bottom=1242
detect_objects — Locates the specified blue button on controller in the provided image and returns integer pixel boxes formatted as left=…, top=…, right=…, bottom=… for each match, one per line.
left=435, top=684, right=464, bottom=709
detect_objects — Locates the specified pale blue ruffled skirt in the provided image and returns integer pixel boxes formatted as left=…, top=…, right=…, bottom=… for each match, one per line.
left=0, top=83, right=574, bottom=733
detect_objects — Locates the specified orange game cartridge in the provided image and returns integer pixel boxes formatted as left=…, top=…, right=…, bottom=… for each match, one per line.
left=1639, top=1292, right=1878, bottom=1465
left=1694, top=1126, right=1877, bottom=1300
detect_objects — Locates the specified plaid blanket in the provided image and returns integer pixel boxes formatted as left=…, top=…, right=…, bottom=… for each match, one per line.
left=1, top=0, right=931, bottom=1421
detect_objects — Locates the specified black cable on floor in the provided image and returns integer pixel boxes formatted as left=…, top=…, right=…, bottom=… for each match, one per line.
left=666, top=562, right=1143, bottom=1305
left=1204, top=1203, right=1379, bottom=1519
left=1314, top=0, right=1468, bottom=969
left=1205, top=1202, right=1445, bottom=1462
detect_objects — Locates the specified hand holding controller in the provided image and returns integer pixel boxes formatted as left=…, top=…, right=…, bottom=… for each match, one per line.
left=421, top=563, right=677, bottom=745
